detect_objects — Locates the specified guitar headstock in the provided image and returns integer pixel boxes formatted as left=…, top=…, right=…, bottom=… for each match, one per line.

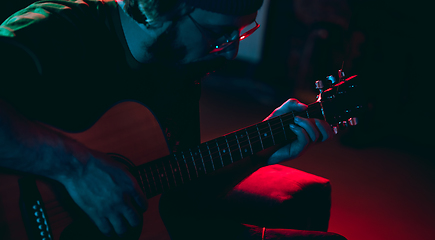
left=316, top=69, right=366, bottom=134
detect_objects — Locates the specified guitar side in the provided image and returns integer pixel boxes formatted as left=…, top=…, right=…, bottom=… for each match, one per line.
left=0, top=101, right=171, bottom=240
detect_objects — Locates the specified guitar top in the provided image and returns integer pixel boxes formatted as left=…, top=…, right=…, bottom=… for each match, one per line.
left=0, top=70, right=366, bottom=240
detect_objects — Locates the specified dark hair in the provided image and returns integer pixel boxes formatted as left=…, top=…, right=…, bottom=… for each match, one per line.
left=123, top=0, right=264, bottom=25
left=123, top=0, right=187, bottom=25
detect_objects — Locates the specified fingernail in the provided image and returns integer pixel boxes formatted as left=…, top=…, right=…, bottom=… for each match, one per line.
left=294, top=117, right=300, bottom=123
left=290, top=124, right=297, bottom=129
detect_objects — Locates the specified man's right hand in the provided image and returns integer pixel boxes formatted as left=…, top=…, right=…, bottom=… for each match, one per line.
left=0, top=102, right=147, bottom=237
left=61, top=152, right=148, bottom=237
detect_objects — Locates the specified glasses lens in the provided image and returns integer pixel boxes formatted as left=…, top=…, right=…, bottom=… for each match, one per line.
left=208, top=21, right=259, bottom=54
left=209, top=34, right=238, bottom=53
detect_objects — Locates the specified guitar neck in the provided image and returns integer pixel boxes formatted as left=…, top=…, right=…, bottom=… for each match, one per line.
left=137, top=102, right=324, bottom=198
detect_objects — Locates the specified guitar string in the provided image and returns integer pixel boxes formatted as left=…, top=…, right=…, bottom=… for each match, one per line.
left=138, top=112, right=312, bottom=194
left=139, top=123, right=297, bottom=195
left=141, top=114, right=295, bottom=174
left=143, top=102, right=321, bottom=170
left=40, top=91, right=355, bottom=213
left=139, top=103, right=327, bottom=194
left=140, top=104, right=321, bottom=172
left=113, top=115, right=303, bottom=196
left=139, top=104, right=321, bottom=177
left=37, top=103, right=333, bottom=212
left=203, top=101, right=325, bottom=153
left=142, top=125, right=292, bottom=178
left=126, top=82, right=357, bottom=194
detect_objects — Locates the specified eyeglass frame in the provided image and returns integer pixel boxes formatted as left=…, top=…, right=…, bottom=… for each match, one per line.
left=187, top=13, right=260, bottom=54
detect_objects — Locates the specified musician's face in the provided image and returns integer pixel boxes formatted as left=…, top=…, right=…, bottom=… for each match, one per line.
left=147, top=8, right=257, bottom=71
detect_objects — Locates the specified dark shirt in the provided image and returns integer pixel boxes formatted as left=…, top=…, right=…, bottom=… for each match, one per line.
left=0, top=0, right=201, bottom=151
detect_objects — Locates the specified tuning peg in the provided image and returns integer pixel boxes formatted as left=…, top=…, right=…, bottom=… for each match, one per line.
left=326, top=75, right=337, bottom=84
left=348, top=117, right=358, bottom=126
left=315, top=80, right=325, bottom=97
left=315, top=80, right=324, bottom=91
left=332, top=125, right=339, bottom=135
left=338, top=69, right=345, bottom=81
left=341, top=121, right=348, bottom=129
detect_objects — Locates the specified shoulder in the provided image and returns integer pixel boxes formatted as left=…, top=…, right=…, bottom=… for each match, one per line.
left=0, top=0, right=120, bottom=72
left=0, top=0, right=116, bottom=37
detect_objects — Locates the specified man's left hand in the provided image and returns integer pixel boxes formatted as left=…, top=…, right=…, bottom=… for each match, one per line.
left=265, top=98, right=334, bottom=165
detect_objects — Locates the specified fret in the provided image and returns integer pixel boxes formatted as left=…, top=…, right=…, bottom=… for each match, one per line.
left=160, top=160, right=175, bottom=190
left=135, top=102, right=326, bottom=197
left=224, top=136, right=234, bottom=164
left=255, top=124, right=264, bottom=150
left=196, top=146, right=207, bottom=174
left=280, top=114, right=298, bottom=141
left=154, top=164, right=169, bottom=192
left=269, top=118, right=287, bottom=144
left=279, top=116, right=288, bottom=141
left=214, top=139, right=226, bottom=167
left=216, top=137, right=232, bottom=166
left=149, top=164, right=163, bottom=194
left=199, top=143, right=215, bottom=172
left=166, top=158, right=178, bottom=188
left=246, top=125, right=263, bottom=154
left=280, top=113, right=294, bottom=127
left=135, top=102, right=329, bottom=197
left=257, top=122, right=274, bottom=149
left=190, top=150, right=205, bottom=177
left=308, top=103, right=324, bottom=119
left=180, top=152, right=192, bottom=181
left=244, top=129, right=254, bottom=155
left=185, top=150, right=199, bottom=179
left=207, top=141, right=224, bottom=170
left=140, top=168, right=152, bottom=198
left=171, top=155, right=184, bottom=185
left=144, top=166, right=157, bottom=195
left=234, top=130, right=252, bottom=159
left=266, top=121, right=276, bottom=145
left=176, top=153, right=191, bottom=182
left=225, top=133, right=243, bottom=162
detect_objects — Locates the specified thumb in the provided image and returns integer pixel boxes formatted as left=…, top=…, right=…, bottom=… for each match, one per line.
left=266, top=98, right=307, bottom=120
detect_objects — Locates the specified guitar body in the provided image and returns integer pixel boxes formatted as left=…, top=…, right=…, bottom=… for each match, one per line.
left=0, top=74, right=364, bottom=240
left=0, top=101, right=171, bottom=240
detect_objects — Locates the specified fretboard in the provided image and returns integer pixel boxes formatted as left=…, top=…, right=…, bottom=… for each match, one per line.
left=137, top=102, right=324, bottom=198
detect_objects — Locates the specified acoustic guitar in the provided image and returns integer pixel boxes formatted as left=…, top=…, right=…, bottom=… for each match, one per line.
left=0, top=72, right=365, bottom=240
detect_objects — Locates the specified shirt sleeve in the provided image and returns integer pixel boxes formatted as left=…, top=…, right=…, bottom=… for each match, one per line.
left=0, top=1, right=103, bottom=121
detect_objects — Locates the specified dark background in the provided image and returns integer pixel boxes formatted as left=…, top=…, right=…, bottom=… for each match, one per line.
left=201, top=1, right=434, bottom=240
left=2, top=0, right=434, bottom=239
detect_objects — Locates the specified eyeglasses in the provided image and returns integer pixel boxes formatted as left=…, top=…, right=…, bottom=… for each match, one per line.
left=188, top=14, right=260, bottom=54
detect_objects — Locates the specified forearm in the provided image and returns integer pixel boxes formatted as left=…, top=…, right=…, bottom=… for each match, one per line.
left=0, top=100, right=88, bottom=183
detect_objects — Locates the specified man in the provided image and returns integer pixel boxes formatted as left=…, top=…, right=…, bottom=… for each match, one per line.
left=0, top=0, right=341, bottom=239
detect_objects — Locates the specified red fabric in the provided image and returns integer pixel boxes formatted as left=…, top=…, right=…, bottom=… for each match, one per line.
left=242, top=224, right=347, bottom=240
left=159, top=165, right=344, bottom=240
left=224, top=165, right=332, bottom=231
